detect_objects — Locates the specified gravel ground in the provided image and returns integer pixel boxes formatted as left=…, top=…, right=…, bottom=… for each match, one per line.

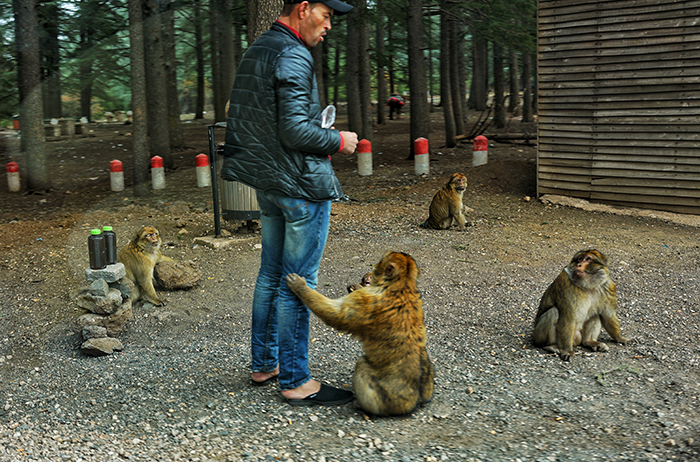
left=1, top=121, right=699, bottom=462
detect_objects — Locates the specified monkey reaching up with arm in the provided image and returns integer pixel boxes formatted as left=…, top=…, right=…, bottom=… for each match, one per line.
left=286, top=252, right=434, bottom=416
left=118, top=226, right=172, bottom=305
left=533, top=249, right=630, bottom=361
left=423, top=173, right=471, bottom=230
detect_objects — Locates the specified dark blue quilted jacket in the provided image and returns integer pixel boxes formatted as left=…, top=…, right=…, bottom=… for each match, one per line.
left=221, top=22, right=343, bottom=201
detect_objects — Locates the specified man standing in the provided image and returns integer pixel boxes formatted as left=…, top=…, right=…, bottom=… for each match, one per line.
left=222, top=0, right=359, bottom=406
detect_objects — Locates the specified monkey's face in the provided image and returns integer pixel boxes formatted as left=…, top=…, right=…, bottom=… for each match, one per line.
left=450, top=173, right=467, bottom=192
left=568, top=249, right=609, bottom=289
left=139, top=226, right=162, bottom=249
left=361, top=273, right=372, bottom=286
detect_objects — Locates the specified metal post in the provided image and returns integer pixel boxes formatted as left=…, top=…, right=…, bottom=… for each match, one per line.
left=207, top=125, right=222, bottom=237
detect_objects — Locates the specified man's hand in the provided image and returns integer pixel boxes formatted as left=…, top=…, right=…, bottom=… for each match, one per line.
left=339, top=131, right=358, bottom=155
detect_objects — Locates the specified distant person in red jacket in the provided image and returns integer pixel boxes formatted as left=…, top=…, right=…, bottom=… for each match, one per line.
left=387, top=93, right=405, bottom=120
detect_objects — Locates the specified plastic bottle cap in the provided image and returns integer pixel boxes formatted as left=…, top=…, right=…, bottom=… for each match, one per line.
left=91, top=229, right=102, bottom=235
left=103, top=226, right=113, bottom=232
left=7, top=162, right=19, bottom=173
left=151, top=156, right=164, bottom=168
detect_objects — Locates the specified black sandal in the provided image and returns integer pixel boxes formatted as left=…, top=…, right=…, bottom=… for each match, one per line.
left=286, top=384, right=354, bottom=406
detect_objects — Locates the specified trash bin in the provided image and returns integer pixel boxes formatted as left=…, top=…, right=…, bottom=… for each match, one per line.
left=221, top=180, right=260, bottom=221
left=208, top=123, right=261, bottom=236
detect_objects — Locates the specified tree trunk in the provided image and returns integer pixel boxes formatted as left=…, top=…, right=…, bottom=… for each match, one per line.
left=448, top=6, right=464, bottom=136
left=508, top=50, right=520, bottom=115
left=387, top=24, right=395, bottom=94
left=426, top=10, right=434, bottom=111
left=493, top=43, right=506, bottom=128
left=332, top=41, right=340, bottom=106
left=216, top=0, right=235, bottom=118
left=15, top=0, right=49, bottom=191
left=79, top=0, right=93, bottom=121
left=345, top=14, right=361, bottom=135
left=439, top=0, right=455, bottom=147
left=247, top=0, right=281, bottom=41
left=457, top=36, right=467, bottom=126
left=208, top=0, right=222, bottom=120
left=129, top=0, right=150, bottom=195
left=39, top=0, right=61, bottom=119
left=194, top=0, right=205, bottom=119
left=407, top=0, right=430, bottom=158
left=322, top=39, right=330, bottom=107
left=143, top=0, right=173, bottom=169
left=375, top=0, right=386, bottom=125
left=311, top=44, right=326, bottom=109
left=357, top=0, right=372, bottom=142
left=522, top=52, right=532, bottom=123
left=469, top=19, right=488, bottom=111
left=162, top=0, right=185, bottom=150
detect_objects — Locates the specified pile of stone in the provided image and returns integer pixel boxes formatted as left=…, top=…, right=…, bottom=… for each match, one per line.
left=72, top=263, right=133, bottom=356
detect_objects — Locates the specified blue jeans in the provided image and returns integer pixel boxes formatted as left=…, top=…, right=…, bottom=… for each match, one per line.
left=250, top=190, right=330, bottom=390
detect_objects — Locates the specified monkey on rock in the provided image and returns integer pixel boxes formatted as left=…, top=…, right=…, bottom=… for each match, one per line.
left=533, top=249, right=630, bottom=361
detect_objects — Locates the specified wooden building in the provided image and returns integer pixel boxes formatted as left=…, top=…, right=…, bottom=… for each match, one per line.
left=537, top=0, right=700, bottom=215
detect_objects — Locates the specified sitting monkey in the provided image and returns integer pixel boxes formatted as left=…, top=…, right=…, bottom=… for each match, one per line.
left=533, top=249, right=630, bottom=361
left=286, top=252, right=434, bottom=416
left=423, top=173, right=471, bottom=230
left=118, top=226, right=172, bottom=305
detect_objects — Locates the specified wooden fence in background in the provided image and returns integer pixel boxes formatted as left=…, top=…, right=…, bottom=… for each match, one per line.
left=537, top=0, right=700, bottom=215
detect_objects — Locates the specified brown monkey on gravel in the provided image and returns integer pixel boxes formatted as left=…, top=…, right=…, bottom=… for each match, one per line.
left=423, top=173, right=470, bottom=230
left=347, top=272, right=372, bottom=293
left=533, top=249, right=630, bottom=361
left=286, top=252, right=434, bottom=416
left=118, top=226, right=172, bottom=305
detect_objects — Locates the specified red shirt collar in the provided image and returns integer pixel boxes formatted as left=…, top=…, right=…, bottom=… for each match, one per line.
left=275, top=20, right=304, bottom=44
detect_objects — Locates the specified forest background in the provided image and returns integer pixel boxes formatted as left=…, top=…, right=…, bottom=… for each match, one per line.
left=2, top=0, right=536, bottom=192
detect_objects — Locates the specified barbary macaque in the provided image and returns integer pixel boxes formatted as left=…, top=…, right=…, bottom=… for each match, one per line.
left=423, top=173, right=470, bottom=230
left=286, top=252, right=434, bottom=416
left=533, top=249, right=630, bottom=361
left=118, top=226, right=172, bottom=305
left=347, top=272, right=372, bottom=293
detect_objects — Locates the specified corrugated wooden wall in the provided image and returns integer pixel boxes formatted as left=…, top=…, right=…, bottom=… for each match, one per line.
left=537, top=0, right=700, bottom=215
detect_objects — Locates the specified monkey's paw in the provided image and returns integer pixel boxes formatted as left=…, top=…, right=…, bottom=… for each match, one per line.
left=285, top=273, right=307, bottom=292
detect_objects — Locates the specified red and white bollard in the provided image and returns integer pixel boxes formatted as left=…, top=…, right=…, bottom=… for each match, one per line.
left=7, top=161, right=20, bottom=192
left=151, top=156, right=165, bottom=190
left=357, top=139, right=372, bottom=176
left=195, top=153, right=212, bottom=187
left=110, top=159, right=124, bottom=192
left=473, top=135, right=488, bottom=167
left=414, top=137, right=429, bottom=175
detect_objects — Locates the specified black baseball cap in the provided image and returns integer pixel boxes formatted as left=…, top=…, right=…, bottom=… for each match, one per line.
left=285, top=0, right=353, bottom=15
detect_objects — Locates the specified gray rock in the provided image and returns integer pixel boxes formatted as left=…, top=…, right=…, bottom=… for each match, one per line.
left=76, top=313, right=108, bottom=329
left=90, top=279, right=109, bottom=297
left=103, top=300, right=133, bottom=335
left=111, top=277, right=136, bottom=300
left=81, top=337, right=123, bottom=356
left=85, top=263, right=126, bottom=283
left=76, top=300, right=133, bottom=336
left=82, top=325, right=107, bottom=340
left=76, top=288, right=123, bottom=315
